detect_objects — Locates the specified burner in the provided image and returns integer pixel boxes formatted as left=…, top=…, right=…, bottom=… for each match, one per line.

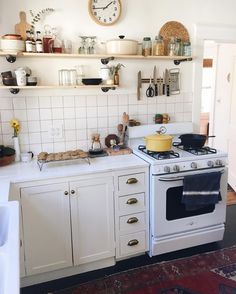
left=138, top=145, right=180, bottom=160
left=177, top=145, right=217, bottom=155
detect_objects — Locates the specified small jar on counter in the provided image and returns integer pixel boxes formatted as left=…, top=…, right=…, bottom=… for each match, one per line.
left=142, top=37, right=152, bottom=56
left=153, top=35, right=164, bottom=56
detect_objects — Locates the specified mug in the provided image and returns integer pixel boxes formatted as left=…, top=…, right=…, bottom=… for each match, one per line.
left=21, top=151, right=34, bottom=163
left=155, top=114, right=163, bottom=124
left=162, top=113, right=170, bottom=124
left=15, top=68, right=27, bottom=86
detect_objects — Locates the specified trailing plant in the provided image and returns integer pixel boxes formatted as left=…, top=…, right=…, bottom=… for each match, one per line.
left=29, top=8, right=55, bottom=28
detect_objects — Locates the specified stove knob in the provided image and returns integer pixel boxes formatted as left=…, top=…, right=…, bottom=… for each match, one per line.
left=191, top=162, right=198, bottom=169
left=173, top=165, right=180, bottom=172
left=207, top=160, right=214, bottom=167
left=164, top=166, right=171, bottom=173
left=215, top=159, right=223, bottom=166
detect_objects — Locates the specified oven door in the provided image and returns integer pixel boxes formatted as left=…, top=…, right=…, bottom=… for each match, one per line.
left=151, top=167, right=228, bottom=237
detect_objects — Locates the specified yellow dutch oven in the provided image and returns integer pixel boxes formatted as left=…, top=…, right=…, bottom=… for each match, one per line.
left=144, top=133, right=173, bottom=152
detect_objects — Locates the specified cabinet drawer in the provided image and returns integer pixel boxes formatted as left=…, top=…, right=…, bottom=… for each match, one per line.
left=119, top=231, right=146, bottom=257
left=118, top=173, right=145, bottom=195
left=119, top=212, right=146, bottom=234
left=118, top=193, right=145, bottom=215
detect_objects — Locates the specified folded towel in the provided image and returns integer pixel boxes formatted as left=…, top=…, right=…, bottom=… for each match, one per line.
left=182, top=171, right=222, bottom=211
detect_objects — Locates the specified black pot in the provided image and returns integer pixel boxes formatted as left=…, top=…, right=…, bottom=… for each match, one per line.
left=173, top=133, right=215, bottom=149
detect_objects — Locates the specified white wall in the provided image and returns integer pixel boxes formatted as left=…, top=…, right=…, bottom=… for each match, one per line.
left=1, top=0, right=236, bottom=154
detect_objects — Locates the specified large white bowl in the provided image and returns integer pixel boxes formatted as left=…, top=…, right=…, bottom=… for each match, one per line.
left=0, top=39, right=25, bottom=52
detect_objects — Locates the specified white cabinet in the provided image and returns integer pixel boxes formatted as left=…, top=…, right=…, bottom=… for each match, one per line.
left=21, top=183, right=73, bottom=275
left=114, top=169, right=149, bottom=259
left=20, top=175, right=115, bottom=276
left=70, top=176, right=115, bottom=265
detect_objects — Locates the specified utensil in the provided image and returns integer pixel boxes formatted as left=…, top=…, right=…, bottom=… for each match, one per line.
left=137, top=71, right=142, bottom=100
left=165, top=69, right=170, bottom=96
left=162, top=71, right=165, bottom=95
left=146, top=76, right=155, bottom=97
left=169, top=68, right=180, bottom=95
left=14, top=11, right=32, bottom=41
left=153, top=66, right=158, bottom=96
left=173, top=133, right=216, bottom=149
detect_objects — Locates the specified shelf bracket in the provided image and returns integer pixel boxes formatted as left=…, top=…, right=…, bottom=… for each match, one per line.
left=9, top=88, right=20, bottom=94
left=6, top=55, right=16, bottom=63
left=173, top=57, right=192, bottom=65
left=101, top=56, right=115, bottom=65
left=101, top=86, right=116, bottom=92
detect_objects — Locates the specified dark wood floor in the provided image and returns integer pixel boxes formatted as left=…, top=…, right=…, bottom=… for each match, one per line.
left=21, top=204, right=236, bottom=294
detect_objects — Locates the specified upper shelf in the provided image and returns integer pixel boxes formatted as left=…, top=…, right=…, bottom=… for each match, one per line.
left=0, top=51, right=193, bottom=64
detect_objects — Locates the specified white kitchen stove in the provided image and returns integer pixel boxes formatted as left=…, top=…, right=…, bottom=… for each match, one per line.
left=128, top=123, right=228, bottom=256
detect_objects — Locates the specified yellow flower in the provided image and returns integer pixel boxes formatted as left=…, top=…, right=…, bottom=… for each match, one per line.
left=10, top=119, right=20, bottom=137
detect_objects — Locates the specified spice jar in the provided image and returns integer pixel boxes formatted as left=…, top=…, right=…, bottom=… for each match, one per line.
left=174, top=37, right=182, bottom=56
left=168, top=37, right=176, bottom=56
left=153, top=35, right=164, bottom=56
left=183, top=41, right=191, bottom=56
left=142, top=37, right=152, bottom=56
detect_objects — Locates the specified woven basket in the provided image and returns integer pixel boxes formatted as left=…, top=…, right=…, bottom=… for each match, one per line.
left=0, top=154, right=15, bottom=166
left=159, top=21, right=190, bottom=55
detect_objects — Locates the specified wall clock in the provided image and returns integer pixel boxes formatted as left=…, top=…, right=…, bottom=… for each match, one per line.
left=88, top=0, right=122, bottom=26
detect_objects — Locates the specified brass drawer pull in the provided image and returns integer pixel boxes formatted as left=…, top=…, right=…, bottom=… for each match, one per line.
left=64, top=191, right=69, bottom=195
left=127, top=239, right=139, bottom=246
left=126, top=178, right=138, bottom=184
left=126, top=198, right=138, bottom=205
left=71, top=190, right=75, bottom=194
left=127, top=217, right=139, bottom=224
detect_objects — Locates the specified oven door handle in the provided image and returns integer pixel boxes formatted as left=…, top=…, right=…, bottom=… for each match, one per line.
left=158, top=169, right=225, bottom=182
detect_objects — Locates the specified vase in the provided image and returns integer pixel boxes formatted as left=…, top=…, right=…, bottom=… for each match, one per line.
left=13, top=136, right=21, bottom=162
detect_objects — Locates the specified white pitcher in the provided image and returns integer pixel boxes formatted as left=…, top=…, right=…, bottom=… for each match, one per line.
left=15, top=68, right=27, bottom=86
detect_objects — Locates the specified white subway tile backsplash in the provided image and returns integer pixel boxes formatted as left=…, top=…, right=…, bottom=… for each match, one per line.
left=27, top=109, right=40, bottom=121
left=40, top=109, right=52, bottom=120
left=0, top=92, right=193, bottom=154
left=13, top=97, right=26, bottom=109
left=26, top=97, right=39, bottom=109
left=39, top=96, right=51, bottom=108
left=51, top=96, right=63, bottom=108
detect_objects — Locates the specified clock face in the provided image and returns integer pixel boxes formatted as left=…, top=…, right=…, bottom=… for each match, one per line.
left=89, top=0, right=121, bottom=26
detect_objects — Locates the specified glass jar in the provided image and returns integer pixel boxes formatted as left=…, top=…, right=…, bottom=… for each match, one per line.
left=153, top=35, right=164, bottom=56
left=183, top=41, right=191, bottom=56
left=168, top=37, right=176, bottom=56
left=43, top=25, right=53, bottom=53
left=142, top=37, right=152, bottom=56
left=174, top=37, right=182, bottom=56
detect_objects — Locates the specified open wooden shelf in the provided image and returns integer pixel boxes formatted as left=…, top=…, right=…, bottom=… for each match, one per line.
left=0, top=84, right=118, bottom=89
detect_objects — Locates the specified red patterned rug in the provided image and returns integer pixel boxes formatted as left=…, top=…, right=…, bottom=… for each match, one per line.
left=52, top=245, right=236, bottom=294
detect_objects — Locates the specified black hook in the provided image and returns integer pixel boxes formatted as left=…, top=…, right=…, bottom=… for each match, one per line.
left=6, top=55, right=16, bottom=63
left=101, top=86, right=116, bottom=92
left=9, top=88, right=20, bottom=94
left=101, top=56, right=115, bottom=65
left=174, top=57, right=192, bottom=65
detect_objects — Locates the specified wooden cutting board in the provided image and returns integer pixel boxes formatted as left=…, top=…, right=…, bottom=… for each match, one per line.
left=105, top=147, right=132, bottom=156
left=15, top=11, right=32, bottom=40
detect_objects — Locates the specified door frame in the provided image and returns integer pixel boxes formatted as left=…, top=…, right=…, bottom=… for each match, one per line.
left=193, top=24, right=236, bottom=132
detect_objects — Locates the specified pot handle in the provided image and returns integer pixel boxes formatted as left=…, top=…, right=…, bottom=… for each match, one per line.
left=172, top=142, right=181, bottom=147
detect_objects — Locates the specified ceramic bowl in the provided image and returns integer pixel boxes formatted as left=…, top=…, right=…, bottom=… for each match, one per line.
left=0, top=39, right=25, bottom=52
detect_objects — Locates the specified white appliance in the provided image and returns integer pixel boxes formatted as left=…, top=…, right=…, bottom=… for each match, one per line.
left=128, top=123, right=228, bottom=256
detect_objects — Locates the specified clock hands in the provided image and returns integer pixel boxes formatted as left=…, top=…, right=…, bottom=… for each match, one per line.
left=93, top=6, right=106, bottom=10
left=103, top=1, right=113, bottom=9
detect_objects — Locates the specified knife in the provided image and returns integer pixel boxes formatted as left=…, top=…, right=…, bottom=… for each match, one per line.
left=137, top=70, right=142, bottom=100
left=165, top=68, right=170, bottom=96
left=162, top=71, right=165, bottom=95
left=153, top=66, right=158, bottom=96
left=159, top=73, right=163, bottom=96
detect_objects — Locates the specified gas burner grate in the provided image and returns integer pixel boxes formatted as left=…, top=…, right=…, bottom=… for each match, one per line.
left=138, top=145, right=180, bottom=160
left=178, top=146, right=217, bottom=155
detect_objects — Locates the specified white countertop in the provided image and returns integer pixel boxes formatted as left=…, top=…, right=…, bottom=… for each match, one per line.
left=0, top=154, right=149, bottom=201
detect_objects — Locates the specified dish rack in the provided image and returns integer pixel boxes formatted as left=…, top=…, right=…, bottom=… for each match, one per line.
left=37, top=156, right=90, bottom=171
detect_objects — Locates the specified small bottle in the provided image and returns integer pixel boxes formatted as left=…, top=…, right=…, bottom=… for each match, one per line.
left=153, top=35, right=164, bottom=56
left=174, top=37, right=182, bottom=56
left=142, top=37, right=152, bottom=57
left=43, top=25, right=53, bottom=53
left=30, top=30, right=36, bottom=53
left=36, top=31, right=43, bottom=53
left=114, top=71, right=119, bottom=85
left=25, top=30, right=33, bottom=52
left=183, top=41, right=191, bottom=56
left=168, top=37, right=176, bottom=56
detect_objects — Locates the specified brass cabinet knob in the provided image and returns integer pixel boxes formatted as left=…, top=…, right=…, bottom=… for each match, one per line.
left=64, top=191, right=69, bottom=195
left=126, top=178, right=138, bottom=184
left=126, top=198, right=138, bottom=205
left=127, top=239, right=139, bottom=246
left=127, top=217, right=139, bottom=224
left=71, top=190, right=75, bottom=194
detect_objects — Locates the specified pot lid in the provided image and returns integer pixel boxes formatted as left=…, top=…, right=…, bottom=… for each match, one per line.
left=107, top=35, right=138, bottom=42
left=145, top=134, right=172, bottom=141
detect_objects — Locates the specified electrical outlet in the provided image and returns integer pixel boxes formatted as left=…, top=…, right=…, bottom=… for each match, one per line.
left=48, top=125, right=63, bottom=139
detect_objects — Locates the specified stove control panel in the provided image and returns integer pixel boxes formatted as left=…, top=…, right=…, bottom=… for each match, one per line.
left=151, top=157, right=226, bottom=175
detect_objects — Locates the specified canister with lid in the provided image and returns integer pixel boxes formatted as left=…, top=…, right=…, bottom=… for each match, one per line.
left=153, top=35, right=164, bottom=56
left=142, top=37, right=152, bottom=56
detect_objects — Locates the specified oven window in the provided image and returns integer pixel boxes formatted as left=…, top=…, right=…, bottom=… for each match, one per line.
left=166, top=186, right=215, bottom=221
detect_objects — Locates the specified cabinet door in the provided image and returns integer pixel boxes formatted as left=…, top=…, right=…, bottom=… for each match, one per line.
left=70, top=176, right=115, bottom=265
left=21, top=183, right=72, bottom=275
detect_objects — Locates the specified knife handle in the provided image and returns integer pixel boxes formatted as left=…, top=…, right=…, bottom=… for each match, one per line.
left=163, top=84, right=165, bottom=95
left=155, top=84, right=158, bottom=96
left=166, top=85, right=170, bottom=97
